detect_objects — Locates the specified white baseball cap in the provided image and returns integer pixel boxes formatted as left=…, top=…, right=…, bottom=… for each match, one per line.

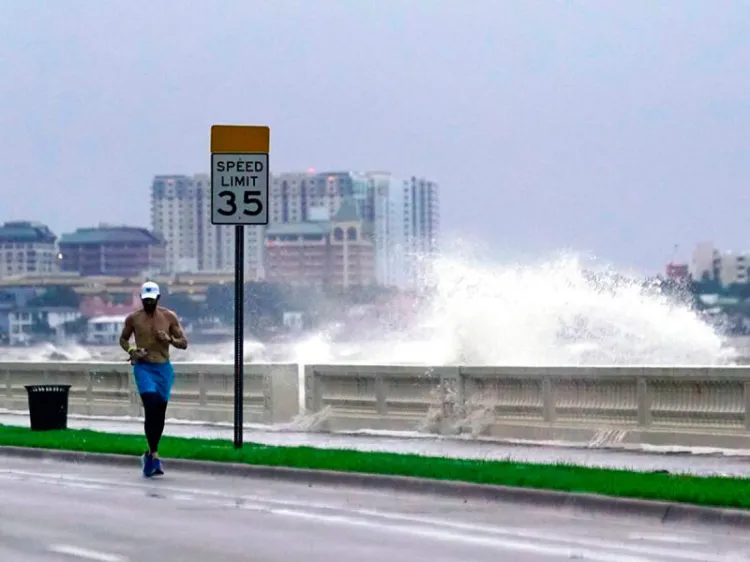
left=140, top=281, right=160, bottom=300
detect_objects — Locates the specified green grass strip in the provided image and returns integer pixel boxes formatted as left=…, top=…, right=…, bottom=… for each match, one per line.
left=0, top=423, right=748, bottom=510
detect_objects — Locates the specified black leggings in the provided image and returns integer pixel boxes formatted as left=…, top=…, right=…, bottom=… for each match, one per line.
left=140, top=392, right=168, bottom=454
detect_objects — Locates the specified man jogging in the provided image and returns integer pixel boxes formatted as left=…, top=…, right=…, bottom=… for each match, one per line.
left=119, top=281, right=188, bottom=477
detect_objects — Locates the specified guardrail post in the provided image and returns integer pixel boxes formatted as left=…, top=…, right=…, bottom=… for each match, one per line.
left=199, top=371, right=207, bottom=407
left=637, top=376, right=652, bottom=426
left=455, top=367, right=466, bottom=411
left=542, top=376, right=556, bottom=422
left=4, top=368, right=11, bottom=401
left=262, top=370, right=273, bottom=424
left=261, top=364, right=301, bottom=424
left=304, top=365, right=322, bottom=414
left=85, top=368, right=93, bottom=416
left=375, top=374, right=387, bottom=415
left=126, top=367, right=140, bottom=416
left=441, top=367, right=462, bottom=435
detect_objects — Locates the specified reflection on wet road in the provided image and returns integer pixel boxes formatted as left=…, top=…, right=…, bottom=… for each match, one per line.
left=1, top=456, right=750, bottom=561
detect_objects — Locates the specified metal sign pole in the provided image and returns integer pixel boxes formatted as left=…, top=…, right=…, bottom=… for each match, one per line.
left=210, top=124, right=270, bottom=451
left=233, top=224, right=244, bottom=449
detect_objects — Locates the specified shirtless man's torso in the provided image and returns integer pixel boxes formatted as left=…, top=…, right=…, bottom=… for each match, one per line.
left=120, top=306, right=186, bottom=364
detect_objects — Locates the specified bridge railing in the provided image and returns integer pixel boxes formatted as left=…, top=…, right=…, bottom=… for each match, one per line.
left=3, top=362, right=750, bottom=449
left=0, top=362, right=299, bottom=425
left=304, top=364, right=750, bottom=448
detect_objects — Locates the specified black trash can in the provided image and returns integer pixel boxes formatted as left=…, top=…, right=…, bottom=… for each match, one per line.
left=25, top=385, right=71, bottom=431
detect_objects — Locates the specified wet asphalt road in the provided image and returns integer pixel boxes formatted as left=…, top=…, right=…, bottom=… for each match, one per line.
left=0, top=456, right=750, bottom=561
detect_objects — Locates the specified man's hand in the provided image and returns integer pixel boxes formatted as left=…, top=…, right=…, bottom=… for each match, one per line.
left=156, top=330, right=172, bottom=344
left=129, top=348, right=148, bottom=364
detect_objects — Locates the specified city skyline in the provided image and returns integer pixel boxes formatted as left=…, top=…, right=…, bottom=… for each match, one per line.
left=0, top=166, right=442, bottom=290
left=146, top=168, right=440, bottom=288
left=3, top=211, right=748, bottom=287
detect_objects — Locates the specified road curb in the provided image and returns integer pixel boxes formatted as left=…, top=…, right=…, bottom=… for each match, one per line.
left=2, top=445, right=750, bottom=529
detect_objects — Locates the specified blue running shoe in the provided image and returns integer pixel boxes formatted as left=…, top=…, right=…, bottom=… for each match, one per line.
left=153, top=457, right=164, bottom=476
left=141, top=451, right=155, bottom=477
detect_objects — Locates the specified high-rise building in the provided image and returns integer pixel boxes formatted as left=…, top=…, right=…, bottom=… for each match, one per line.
left=402, top=175, right=440, bottom=284
left=269, top=171, right=378, bottom=225
left=150, top=175, right=200, bottom=273
left=692, top=242, right=749, bottom=286
left=366, top=173, right=440, bottom=288
left=150, top=174, right=264, bottom=278
left=270, top=171, right=339, bottom=224
left=367, top=172, right=405, bottom=287
left=270, top=172, right=315, bottom=224
left=267, top=170, right=440, bottom=288
left=0, top=221, right=59, bottom=279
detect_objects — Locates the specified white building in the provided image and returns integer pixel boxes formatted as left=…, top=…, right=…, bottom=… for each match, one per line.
left=367, top=173, right=440, bottom=288
left=692, top=242, right=749, bottom=286
left=86, top=314, right=127, bottom=345
left=368, top=172, right=406, bottom=287
left=720, top=253, right=749, bottom=285
left=0, top=221, right=59, bottom=280
left=7, top=306, right=81, bottom=345
left=150, top=174, right=264, bottom=278
left=403, top=175, right=440, bottom=260
left=150, top=175, right=200, bottom=274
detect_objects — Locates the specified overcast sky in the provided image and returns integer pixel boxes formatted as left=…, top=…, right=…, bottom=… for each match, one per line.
left=1, top=0, right=748, bottom=274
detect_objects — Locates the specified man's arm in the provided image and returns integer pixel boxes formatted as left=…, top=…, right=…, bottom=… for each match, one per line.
left=119, top=314, right=136, bottom=354
left=167, top=311, right=188, bottom=350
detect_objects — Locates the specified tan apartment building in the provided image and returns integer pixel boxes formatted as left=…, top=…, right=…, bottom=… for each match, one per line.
left=0, top=221, right=59, bottom=279
left=264, top=199, right=376, bottom=288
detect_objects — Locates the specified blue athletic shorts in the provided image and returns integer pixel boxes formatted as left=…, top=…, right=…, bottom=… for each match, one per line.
left=132, top=361, right=175, bottom=402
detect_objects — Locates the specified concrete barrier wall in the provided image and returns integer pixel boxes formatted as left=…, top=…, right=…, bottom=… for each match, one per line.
left=304, top=365, right=750, bottom=449
left=0, top=362, right=299, bottom=425
left=303, top=365, right=455, bottom=432
left=4, top=362, right=750, bottom=449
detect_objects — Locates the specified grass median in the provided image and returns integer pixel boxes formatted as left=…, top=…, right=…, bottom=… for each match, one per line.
left=0, top=423, right=748, bottom=510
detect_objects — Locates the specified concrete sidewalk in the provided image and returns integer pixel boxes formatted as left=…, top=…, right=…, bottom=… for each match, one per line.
left=2, top=412, right=749, bottom=476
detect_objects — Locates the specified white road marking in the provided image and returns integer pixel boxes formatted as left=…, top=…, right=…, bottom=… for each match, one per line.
left=628, top=533, right=705, bottom=545
left=305, top=506, right=733, bottom=561
left=28, top=478, right=105, bottom=491
left=273, top=508, right=655, bottom=562
left=47, top=544, right=127, bottom=562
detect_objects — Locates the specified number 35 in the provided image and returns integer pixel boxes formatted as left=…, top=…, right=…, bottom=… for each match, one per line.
left=217, top=190, right=263, bottom=216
